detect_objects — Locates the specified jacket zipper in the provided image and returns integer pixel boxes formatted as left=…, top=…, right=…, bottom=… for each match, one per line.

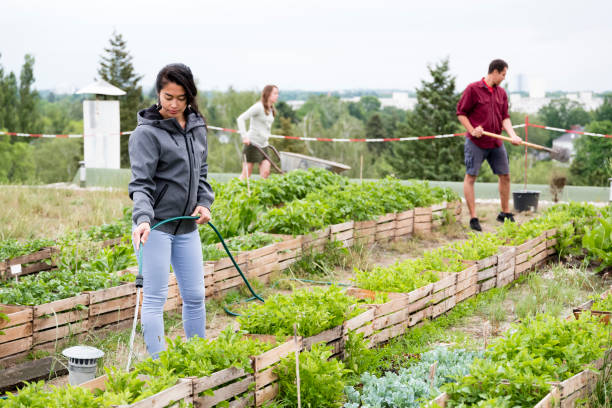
left=174, top=130, right=194, bottom=235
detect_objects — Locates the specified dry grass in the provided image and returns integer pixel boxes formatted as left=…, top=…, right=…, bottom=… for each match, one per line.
left=0, top=186, right=131, bottom=241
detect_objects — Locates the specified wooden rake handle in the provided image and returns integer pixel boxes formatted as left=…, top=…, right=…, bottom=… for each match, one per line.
left=482, top=130, right=555, bottom=153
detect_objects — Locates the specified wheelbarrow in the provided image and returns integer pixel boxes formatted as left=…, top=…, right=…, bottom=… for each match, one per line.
left=250, top=144, right=351, bottom=174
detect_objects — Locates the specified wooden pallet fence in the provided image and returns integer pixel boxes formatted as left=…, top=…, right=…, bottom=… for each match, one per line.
left=0, top=247, right=57, bottom=281
left=301, top=227, right=330, bottom=252
left=188, top=335, right=301, bottom=408
left=414, top=206, right=433, bottom=234
left=344, top=288, right=409, bottom=348
left=81, top=374, right=193, bottom=408
left=302, top=324, right=345, bottom=359
left=0, top=304, right=33, bottom=360
left=330, top=220, right=355, bottom=248
left=496, top=246, right=517, bottom=288
left=375, top=213, right=397, bottom=243
left=429, top=272, right=458, bottom=319
left=514, top=233, right=547, bottom=277
left=394, top=209, right=414, bottom=240
left=87, top=282, right=136, bottom=329
left=209, top=252, right=249, bottom=296
left=431, top=202, right=447, bottom=229
left=247, top=243, right=280, bottom=284
left=455, top=264, right=479, bottom=303
left=32, top=294, right=89, bottom=349
left=466, top=253, right=498, bottom=294
left=252, top=336, right=302, bottom=407
left=275, top=235, right=302, bottom=271
left=545, top=228, right=559, bottom=258
left=354, top=220, right=377, bottom=245
left=535, top=358, right=606, bottom=408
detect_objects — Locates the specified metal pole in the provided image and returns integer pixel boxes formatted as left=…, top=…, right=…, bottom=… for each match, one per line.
left=609, top=178, right=612, bottom=203
left=78, top=161, right=86, bottom=188
left=524, top=116, right=529, bottom=191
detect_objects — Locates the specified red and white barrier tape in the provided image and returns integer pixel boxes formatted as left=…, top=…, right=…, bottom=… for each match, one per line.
left=527, top=123, right=612, bottom=139
left=1, top=123, right=529, bottom=142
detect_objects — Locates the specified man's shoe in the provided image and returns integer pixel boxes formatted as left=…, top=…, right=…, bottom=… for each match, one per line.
left=497, top=212, right=516, bottom=223
left=470, top=217, right=482, bottom=231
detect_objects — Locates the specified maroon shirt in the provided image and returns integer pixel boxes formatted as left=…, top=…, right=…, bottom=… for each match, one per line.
left=456, top=78, right=509, bottom=149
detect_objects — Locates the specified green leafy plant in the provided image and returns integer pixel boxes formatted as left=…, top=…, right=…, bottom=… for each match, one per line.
left=237, top=286, right=363, bottom=337
left=444, top=313, right=610, bottom=407
left=582, top=216, right=612, bottom=273
left=274, top=342, right=350, bottom=408
left=135, top=326, right=275, bottom=378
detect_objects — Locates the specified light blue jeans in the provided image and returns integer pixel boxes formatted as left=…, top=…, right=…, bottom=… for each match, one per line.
left=136, top=228, right=205, bottom=358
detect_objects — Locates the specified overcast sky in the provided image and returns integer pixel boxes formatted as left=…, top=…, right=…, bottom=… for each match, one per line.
left=2, top=0, right=611, bottom=94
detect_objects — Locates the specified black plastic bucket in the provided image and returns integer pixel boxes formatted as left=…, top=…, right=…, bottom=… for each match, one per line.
left=513, top=191, right=540, bottom=212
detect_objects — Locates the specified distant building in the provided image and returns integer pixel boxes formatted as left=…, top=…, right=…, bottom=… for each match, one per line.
left=509, top=92, right=603, bottom=114
left=379, top=92, right=417, bottom=110
left=286, top=100, right=305, bottom=110
left=552, top=125, right=583, bottom=161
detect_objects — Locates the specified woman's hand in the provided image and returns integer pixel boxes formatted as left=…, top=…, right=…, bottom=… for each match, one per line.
left=132, top=222, right=151, bottom=250
left=243, top=137, right=250, bottom=145
left=191, top=206, right=211, bottom=225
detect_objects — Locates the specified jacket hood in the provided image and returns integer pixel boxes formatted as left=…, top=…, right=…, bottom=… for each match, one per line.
left=137, top=105, right=205, bottom=134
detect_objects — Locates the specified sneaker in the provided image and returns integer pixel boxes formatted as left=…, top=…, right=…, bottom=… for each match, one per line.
left=497, top=212, right=516, bottom=223
left=469, top=217, right=482, bottom=231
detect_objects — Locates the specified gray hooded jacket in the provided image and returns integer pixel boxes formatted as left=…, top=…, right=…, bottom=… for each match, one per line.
left=128, top=105, right=215, bottom=235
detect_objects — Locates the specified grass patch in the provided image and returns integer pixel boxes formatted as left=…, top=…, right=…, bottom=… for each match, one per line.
left=0, top=186, right=130, bottom=240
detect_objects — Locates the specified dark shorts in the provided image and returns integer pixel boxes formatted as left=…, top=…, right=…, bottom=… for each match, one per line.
left=243, top=144, right=272, bottom=164
left=464, top=138, right=509, bottom=176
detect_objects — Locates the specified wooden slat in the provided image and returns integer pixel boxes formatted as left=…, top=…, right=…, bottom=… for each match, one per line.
left=344, top=308, right=375, bottom=331
left=332, top=229, right=354, bottom=242
left=197, top=376, right=253, bottom=408
left=88, top=283, right=136, bottom=304
left=477, top=266, right=497, bottom=281
left=0, top=336, right=32, bottom=359
left=91, top=307, right=135, bottom=328
left=369, top=321, right=408, bottom=345
left=330, top=220, right=355, bottom=234
left=33, top=320, right=89, bottom=345
left=34, top=294, right=89, bottom=317
left=396, top=209, right=414, bottom=221
left=478, top=278, right=497, bottom=293
left=255, top=383, right=278, bottom=407
left=302, top=326, right=342, bottom=350
left=374, top=296, right=410, bottom=317
left=193, top=366, right=247, bottom=394
left=414, top=214, right=432, bottom=223
left=34, top=309, right=88, bottom=331
left=253, top=338, right=300, bottom=372
left=372, top=308, right=409, bottom=331
left=246, top=244, right=277, bottom=261
left=377, top=213, right=396, bottom=223
left=126, top=378, right=193, bottom=408
left=476, top=254, right=497, bottom=270
left=0, top=305, right=33, bottom=329
left=456, top=285, right=477, bottom=303
left=414, top=207, right=432, bottom=216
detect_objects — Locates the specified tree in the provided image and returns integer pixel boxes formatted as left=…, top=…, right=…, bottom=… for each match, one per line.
left=365, top=114, right=385, bottom=153
left=570, top=120, right=612, bottom=186
left=389, top=58, right=463, bottom=181
left=594, top=96, right=612, bottom=122
left=0, top=55, right=19, bottom=132
left=17, top=54, right=41, bottom=133
left=538, top=98, right=591, bottom=145
left=360, top=95, right=381, bottom=113
left=98, top=31, right=144, bottom=167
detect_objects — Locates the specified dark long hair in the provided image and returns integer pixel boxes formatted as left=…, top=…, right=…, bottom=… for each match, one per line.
left=156, top=63, right=206, bottom=124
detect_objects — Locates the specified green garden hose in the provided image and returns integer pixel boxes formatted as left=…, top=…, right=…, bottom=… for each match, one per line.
left=127, top=215, right=265, bottom=370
